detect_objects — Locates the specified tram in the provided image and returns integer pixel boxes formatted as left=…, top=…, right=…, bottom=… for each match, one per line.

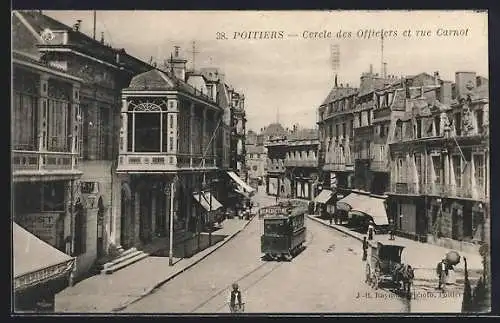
left=259, top=203, right=307, bottom=261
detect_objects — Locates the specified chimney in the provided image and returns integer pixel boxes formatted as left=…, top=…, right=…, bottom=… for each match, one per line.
left=73, top=19, right=82, bottom=31
left=168, top=46, right=188, bottom=81
left=455, top=71, right=476, bottom=98
left=439, top=81, right=453, bottom=106
left=434, top=71, right=440, bottom=85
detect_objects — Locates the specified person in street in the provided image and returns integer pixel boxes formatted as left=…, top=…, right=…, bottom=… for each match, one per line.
left=229, top=283, right=243, bottom=313
left=362, top=236, right=368, bottom=261
left=367, top=221, right=375, bottom=240
left=436, top=258, right=449, bottom=290
left=389, top=218, right=395, bottom=240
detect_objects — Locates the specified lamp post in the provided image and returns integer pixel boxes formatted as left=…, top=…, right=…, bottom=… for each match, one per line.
left=168, top=175, right=177, bottom=266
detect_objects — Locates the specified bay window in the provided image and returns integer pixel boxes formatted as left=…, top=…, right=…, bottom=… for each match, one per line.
left=127, top=102, right=169, bottom=152
left=13, top=69, right=39, bottom=151
left=47, top=80, right=72, bottom=152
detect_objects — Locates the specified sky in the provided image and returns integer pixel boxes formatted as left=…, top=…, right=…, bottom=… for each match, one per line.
left=44, top=10, right=488, bottom=133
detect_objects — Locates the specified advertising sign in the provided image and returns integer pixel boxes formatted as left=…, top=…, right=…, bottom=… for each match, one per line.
left=17, top=213, right=61, bottom=247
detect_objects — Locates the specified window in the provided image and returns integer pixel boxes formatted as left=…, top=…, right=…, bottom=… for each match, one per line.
left=416, top=118, right=422, bottom=139
left=380, top=124, right=386, bottom=137
left=73, top=201, right=86, bottom=255
left=432, top=156, right=441, bottom=184
left=452, top=155, right=462, bottom=187
left=127, top=102, right=169, bottom=152
left=13, top=69, right=39, bottom=151
left=47, top=80, right=72, bottom=152
left=454, top=112, right=462, bottom=136
left=474, top=155, right=485, bottom=188
left=415, top=154, right=423, bottom=185
left=342, top=123, right=346, bottom=138
left=398, top=159, right=405, bottom=182
left=98, top=107, right=111, bottom=159
left=349, top=120, right=354, bottom=137
left=328, top=124, right=333, bottom=138
left=335, top=124, right=339, bottom=139
left=476, top=109, right=484, bottom=134
left=434, top=115, right=441, bottom=136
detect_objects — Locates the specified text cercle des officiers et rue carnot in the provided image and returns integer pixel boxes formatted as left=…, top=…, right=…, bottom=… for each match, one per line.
left=217, top=28, right=470, bottom=40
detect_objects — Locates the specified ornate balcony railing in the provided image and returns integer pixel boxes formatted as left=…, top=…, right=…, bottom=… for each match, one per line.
left=388, top=182, right=422, bottom=195
left=117, top=152, right=217, bottom=172
left=284, top=159, right=318, bottom=168
left=370, top=160, right=390, bottom=172
left=12, top=150, right=80, bottom=178
left=323, top=162, right=355, bottom=172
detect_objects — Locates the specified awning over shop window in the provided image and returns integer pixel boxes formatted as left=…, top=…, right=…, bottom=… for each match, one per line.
left=314, top=189, right=334, bottom=204
left=352, top=196, right=389, bottom=226
left=337, top=193, right=389, bottom=225
left=193, top=191, right=223, bottom=212
left=13, top=222, right=74, bottom=293
left=336, top=193, right=366, bottom=211
left=227, top=171, right=255, bottom=195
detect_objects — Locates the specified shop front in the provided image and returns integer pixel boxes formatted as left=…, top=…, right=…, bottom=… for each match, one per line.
left=13, top=223, right=74, bottom=313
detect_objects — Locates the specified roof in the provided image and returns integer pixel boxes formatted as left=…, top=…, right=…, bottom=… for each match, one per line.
left=17, top=11, right=152, bottom=74
left=288, top=128, right=318, bottom=141
left=262, top=123, right=287, bottom=137
left=321, top=86, right=358, bottom=106
left=246, top=145, right=265, bottom=154
left=13, top=222, right=73, bottom=278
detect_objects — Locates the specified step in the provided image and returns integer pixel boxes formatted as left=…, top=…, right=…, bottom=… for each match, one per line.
left=101, top=252, right=149, bottom=275
left=102, top=248, right=140, bottom=270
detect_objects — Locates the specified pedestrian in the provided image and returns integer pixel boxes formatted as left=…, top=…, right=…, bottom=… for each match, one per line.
left=367, top=221, right=375, bottom=240
left=389, top=218, right=395, bottom=240
left=229, top=283, right=243, bottom=313
left=362, top=236, right=368, bottom=261
left=436, top=258, right=448, bottom=290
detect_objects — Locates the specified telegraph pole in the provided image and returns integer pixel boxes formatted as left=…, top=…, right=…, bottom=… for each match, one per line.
left=93, top=11, right=96, bottom=40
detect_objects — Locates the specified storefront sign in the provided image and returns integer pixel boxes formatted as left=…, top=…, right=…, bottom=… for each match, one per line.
left=17, top=213, right=61, bottom=247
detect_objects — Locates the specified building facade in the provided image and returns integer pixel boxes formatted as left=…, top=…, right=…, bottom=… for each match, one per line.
left=284, top=127, right=319, bottom=200
left=229, top=90, right=247, bottom=181
left=386, top=71, right=489, bottom=252
left=13, top=10, right=154, bottom=278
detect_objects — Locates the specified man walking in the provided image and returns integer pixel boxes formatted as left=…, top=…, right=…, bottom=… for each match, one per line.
left=362, top=236, right=368, bottom=261
left=367, top=221, right=375, bottom=240
left=229, top=283, right=244, bottom=313
left=389, top=218, right=395, bottom=240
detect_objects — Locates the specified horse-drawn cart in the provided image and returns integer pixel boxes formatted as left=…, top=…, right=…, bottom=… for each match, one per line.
left=365, top=241, right=414, bottom=298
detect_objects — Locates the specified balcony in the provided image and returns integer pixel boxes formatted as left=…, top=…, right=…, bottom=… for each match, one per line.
left=284, top=159, right=318, bottom=168
left=370, top=160, right=390, bottom=172
left=422, top=183, right=488, bottom=201
left=267, top=161, right=285, bottom=173
left=12, top=150, right=82, bottom=181
left=388, top=182, right=422, bottom=195
left=323, top=162, right=354, bottom=172
left=117, top=153, right=217, bottom=173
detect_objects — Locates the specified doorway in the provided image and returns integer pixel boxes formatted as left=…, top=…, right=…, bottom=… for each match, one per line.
left=96, top=197, right=105, bottom=258
left=120, top=185, right=132, bottom=249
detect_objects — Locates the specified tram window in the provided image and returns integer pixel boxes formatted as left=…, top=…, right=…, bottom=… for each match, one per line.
left=265, top=220, right=286, bottom=234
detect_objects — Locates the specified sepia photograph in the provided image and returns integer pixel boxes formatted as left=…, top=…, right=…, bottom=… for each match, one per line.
left=11, top=9, right=490, bottom=314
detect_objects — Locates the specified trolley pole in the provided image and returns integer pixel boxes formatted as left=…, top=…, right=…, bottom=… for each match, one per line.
left=169, top=176, right=175, bottom=266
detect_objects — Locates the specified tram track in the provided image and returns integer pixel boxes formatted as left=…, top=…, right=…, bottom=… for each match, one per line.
left=190, top=230, right=315, bottom=313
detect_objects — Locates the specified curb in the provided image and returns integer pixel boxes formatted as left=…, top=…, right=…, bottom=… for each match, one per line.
left=307, top=214, right=363, bottom=242
left=111, top=217, right=254, bottom=312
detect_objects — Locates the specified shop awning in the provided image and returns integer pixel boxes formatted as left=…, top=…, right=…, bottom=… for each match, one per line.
left=193, top=191, right=223, bottom=212
left=336, top=193, right=366, bottom=211
left=227, top=171, right=255, bottom=195
left=314, top=189, right=334, bottom=204
left=13, top=222, right=74, bottom=292
left=352, top=196, right=389, bottom=226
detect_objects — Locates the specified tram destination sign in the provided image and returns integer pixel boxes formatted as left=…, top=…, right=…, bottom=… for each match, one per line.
left=259, top=206, right=290, bottom=218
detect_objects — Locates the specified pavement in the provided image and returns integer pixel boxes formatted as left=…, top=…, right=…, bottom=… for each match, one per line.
left=55, top=218, right=252, bottom=313
left=306, top=214, right=484, bottom=275
left=55, top=185, right=276, bottom=313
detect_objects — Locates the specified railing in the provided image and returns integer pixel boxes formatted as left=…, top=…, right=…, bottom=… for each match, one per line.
left=284, top=159, right=318, bottom=167
left=12, top=150, right=79, bottom=174
left=323, top=162, right=354, bottom=172
left=370, top=160, right=390, bottom=172
left=388, top=182, right=422, bottom=195
left=117, top=152, right=218, bottom=172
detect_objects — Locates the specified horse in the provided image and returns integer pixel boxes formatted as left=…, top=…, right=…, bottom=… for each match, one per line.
left=392, top=263, right=414, bottom=297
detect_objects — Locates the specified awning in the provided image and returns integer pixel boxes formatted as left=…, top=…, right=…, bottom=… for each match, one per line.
left=13, top=222, right=74, bottom=292
left=227, top=171, right=255, bottom=195
left=314, top=189, right=334, bottom=204
left=352, top=196, right=389, bottom=226
left=336, top=193, right=366, bottom=211
left=193, top=191, right=223, bottom=212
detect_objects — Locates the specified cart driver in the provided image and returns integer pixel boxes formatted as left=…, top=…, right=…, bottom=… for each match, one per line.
left=229, top=283, right=243, bottom=313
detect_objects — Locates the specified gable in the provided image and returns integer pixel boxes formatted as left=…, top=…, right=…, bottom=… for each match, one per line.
left=12, top=13, right=42, bottom=58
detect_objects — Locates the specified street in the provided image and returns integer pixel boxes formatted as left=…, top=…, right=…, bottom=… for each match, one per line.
left=119, top=212, right=430, bottom=313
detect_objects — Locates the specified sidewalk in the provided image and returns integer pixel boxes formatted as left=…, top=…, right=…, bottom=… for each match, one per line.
left=55, top=218, right=252, bottom=313
left=306, top=214, right=483, bottom=273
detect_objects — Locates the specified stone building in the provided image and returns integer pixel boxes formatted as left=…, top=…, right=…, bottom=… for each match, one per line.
left=284, top=126, right=319, bottom=200
left=263, top=123, right=289, bottom=197
left=12, top=10, right=152, bottom=279
left=386, top=71, right=489, bottom=252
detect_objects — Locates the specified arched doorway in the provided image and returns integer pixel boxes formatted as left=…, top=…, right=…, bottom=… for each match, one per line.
left=96, top=197, right=105, bottom=258
left=73, top=199, right=85, bottom=255
left=120, top=183, right=132, bottom=249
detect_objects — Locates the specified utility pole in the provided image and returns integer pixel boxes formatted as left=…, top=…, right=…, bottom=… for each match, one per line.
left=169, top=175, right=176, bottom=266
left=93, top=11, right=96, bottom=40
